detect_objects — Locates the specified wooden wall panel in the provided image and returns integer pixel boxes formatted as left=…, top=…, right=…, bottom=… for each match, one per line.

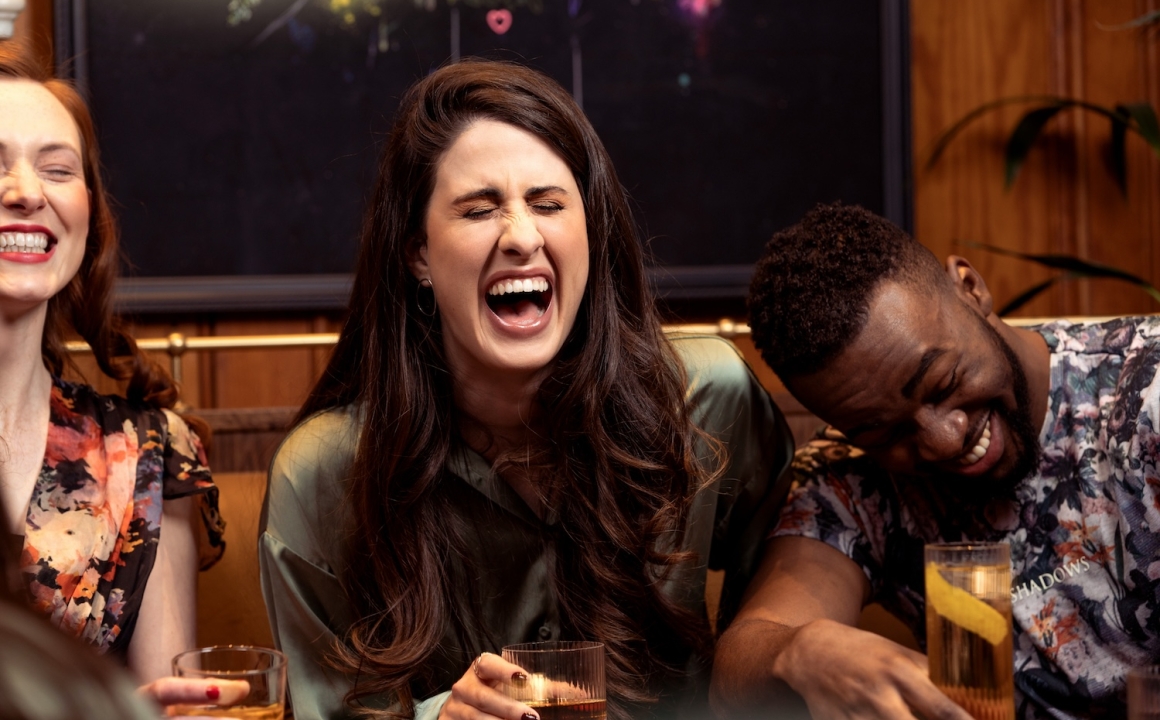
left=1073, top=0, right=1160, bottom=316
left=38, top=0, right=1160, bottom=417
left=1148, top=1, right=1160, bottom=301
left=912, top=1, right=1062, bottom=317
left=197, top=472, right=274, bottom=649
left=81, top=315, right=344, bottom=412
left=910, top=0, right=1160, bottom=318
left=205, top=318, right=324, bottom=409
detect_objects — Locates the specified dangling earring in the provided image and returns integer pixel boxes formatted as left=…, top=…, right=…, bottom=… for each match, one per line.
left=416, top=278, right=437, bottom=316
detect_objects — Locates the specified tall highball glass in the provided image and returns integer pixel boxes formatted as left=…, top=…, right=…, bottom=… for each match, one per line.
left=925, top=542, right=1014, bottom=720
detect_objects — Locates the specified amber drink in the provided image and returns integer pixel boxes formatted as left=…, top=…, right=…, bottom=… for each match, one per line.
left=503, top=641, right=606, bottom=720
left=172, top=646, right=287, bottom=720
left=925, top=542, right=1014, bottom=720
left=164, top=704, right=283, bottom=720
left=1130, top=666, right=1160, bottom=720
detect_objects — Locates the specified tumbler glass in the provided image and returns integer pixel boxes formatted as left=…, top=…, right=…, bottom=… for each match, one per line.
left=171, top=645, right=287, bottom=719
left=502, top=641, right=606, bottom=720
left=1129, top=665, right=1160, bottom=720
left=925, top=542, right=1014, bottom=720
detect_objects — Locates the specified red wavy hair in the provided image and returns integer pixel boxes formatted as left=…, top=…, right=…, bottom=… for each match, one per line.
left=0, top=41, right=184, bottom=412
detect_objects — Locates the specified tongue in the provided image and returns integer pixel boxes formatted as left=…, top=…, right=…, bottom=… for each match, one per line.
left=493, top=299, right=542, bottom=325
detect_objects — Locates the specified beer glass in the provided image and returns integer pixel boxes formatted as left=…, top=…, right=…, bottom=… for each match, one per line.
left=171, top=645, right=287, bottom=719
left=1129, top=665, right=1160, bottom=720
left=925, top=542, right=1014, bottom=720
left=502, top=641, right=606, bottom=720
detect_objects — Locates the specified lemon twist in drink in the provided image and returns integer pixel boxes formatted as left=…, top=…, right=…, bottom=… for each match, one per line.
left=925, top=564, right=1009, bottom=646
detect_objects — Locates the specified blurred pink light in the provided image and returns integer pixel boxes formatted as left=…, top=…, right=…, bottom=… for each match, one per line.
left=678, top=0, right=721, bottom=19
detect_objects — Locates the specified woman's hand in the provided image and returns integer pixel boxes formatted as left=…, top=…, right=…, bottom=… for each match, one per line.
left=439, top=652, right=541, bottom=720
left=137, top=677, right=250, bottom=718
left=776, top=619, right=972, bottom=720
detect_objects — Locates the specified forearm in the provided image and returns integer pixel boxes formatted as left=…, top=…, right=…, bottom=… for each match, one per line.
left=130, top=496, right=198, bottom=683
left=710, top=617, right=810, bottom=718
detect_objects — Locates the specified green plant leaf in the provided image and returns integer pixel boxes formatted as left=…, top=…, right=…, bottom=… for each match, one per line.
left=998, top=276, right=1064, bottom=316
left=1005, top=106, right=1066, bottom=187
left=960, top=241, right=1160, bottom=305
left=1096, top=10, right=1160, bottom=31
left=1110, top=107, right=1129, bottom=194
left=925, top=95, right=1064, bottom=170
left=1121, top=103, right=1160, bottom=157
left=927, top=96, right=1128, bottom=170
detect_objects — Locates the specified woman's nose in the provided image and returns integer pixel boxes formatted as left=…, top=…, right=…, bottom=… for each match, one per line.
left=1, top=162, right=48, bottom=215
left=498, top=208, right=544, bottom=258
left=914, top=406, right=970, bottom=462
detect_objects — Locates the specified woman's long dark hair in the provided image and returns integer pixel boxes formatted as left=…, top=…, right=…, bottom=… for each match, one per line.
left=0, top=43, right=182, bottom=411
left=299, top=59, right=721, bottom=719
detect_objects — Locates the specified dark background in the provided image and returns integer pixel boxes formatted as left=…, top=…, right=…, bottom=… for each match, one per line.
left=77, top=0, right=904, bottom=293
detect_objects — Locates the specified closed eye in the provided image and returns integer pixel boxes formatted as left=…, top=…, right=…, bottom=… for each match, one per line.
left=41, top=167, right=80, bottom=180
left=462, top=206, right=496, bottom=219
left=929, top=365, right=959, bottom=405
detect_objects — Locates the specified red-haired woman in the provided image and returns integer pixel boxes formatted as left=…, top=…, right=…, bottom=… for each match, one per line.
left=0, top=42, right=229, bottom=698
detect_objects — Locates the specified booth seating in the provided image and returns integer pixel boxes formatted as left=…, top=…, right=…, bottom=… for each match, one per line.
left=193, top=390, right=919, bottom=652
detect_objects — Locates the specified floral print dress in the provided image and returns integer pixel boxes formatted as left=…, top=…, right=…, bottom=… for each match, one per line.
left=16, top=377, right=224, bottom=659
left=771, top=317, right=1160, bottom=719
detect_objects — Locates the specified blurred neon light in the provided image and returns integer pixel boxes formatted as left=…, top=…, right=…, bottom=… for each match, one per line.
left=678, top=0, right=721, bottom=19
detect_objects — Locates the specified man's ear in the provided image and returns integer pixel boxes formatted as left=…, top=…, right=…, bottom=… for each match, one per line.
left=406, top=239, right=430, bottom=282
left=946, top=255, right=994, bottom=317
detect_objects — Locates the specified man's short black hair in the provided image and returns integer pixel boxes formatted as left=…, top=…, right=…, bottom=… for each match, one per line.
left=747, top=202, right=946, bottom=380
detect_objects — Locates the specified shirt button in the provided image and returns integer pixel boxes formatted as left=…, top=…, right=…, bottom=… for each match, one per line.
left=538, top=625, right=552, bottom=640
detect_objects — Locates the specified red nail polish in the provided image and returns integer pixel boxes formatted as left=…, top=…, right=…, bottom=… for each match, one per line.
left=206, top=685, right=221, bottom=700
left=512, top=671, right=528, bottom=682
left=521, top=714, right=539, bottom=720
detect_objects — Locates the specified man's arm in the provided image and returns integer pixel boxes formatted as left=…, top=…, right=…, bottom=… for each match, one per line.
left=711, top=536, right=971, bottom=720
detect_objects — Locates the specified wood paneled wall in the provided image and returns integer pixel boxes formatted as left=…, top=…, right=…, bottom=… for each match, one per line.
left=65, top=315, right=343, bottom=410
left=15, top=0, right=1160, bottom=408
left=911, top=0, right=1160, bottom=318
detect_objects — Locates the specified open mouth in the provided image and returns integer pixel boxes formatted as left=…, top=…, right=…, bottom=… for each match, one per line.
left=959, top=415, right=992, bottom=466
left=485, top=276, right=552, bottom=326
left=0, top=231, right=55, bottom=255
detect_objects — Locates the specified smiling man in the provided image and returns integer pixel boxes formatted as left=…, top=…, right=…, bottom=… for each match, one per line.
left=711, top=203, right=1160, bottom=720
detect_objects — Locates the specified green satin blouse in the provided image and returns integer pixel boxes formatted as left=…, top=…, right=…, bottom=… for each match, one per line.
left=258, top=334, right=794, bottom=720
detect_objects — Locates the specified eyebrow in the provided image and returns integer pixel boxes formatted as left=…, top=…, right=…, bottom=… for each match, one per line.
left=450, top=185, right=569, bottom=205
left=451, top=188, right=501, bottom=205
left=524, top=185, right=569, bottom=197
left=38, top=142, right=81, bottom=156
left=0, top=141, right=82, bottom=158
left=901, top=348, right=945, bottom=399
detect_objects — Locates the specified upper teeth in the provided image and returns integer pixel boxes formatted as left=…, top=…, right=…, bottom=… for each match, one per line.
left=960, top=418, right=992, bottom=465
left=0, top=232, right=50, bottom=253
left=488, top=277, right=549, bottom=296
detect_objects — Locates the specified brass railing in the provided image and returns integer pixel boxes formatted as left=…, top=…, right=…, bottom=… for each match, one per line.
left=65, top=319, right=754, bottom=382
left=64, top=314, right=1113, bottom=383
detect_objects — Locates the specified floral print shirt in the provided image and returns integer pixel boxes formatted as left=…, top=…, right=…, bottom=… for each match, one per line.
left=771, top=317, right=1160, bottom=719
left=17, top=377, right=224, bottom=659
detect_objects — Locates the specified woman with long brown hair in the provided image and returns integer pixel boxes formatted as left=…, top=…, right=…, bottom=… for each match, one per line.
left=0, top=42, right=226, bottom=689
left=260, top=59, right=793, bottom=720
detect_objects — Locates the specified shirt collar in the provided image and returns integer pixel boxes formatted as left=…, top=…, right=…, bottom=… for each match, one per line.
left=446, top=446, right=545, bottom=525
